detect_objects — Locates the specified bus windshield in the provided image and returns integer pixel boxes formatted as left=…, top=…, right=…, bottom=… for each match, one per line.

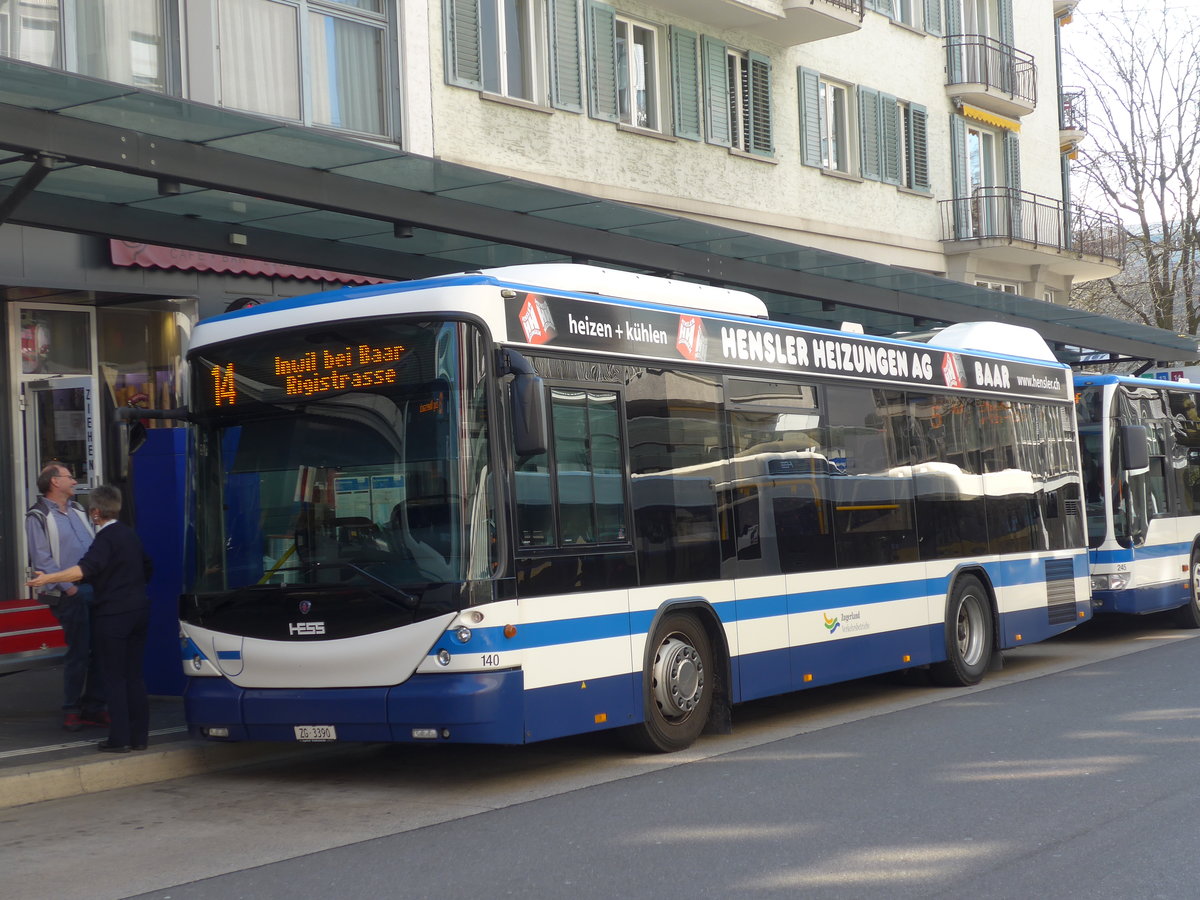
left=188, top=319, right=495, bottom=601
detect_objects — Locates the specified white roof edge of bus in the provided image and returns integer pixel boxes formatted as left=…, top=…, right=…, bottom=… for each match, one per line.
left=464, top=264, right=770, bottom=319
left=932, top=322, right=1057, bottom=362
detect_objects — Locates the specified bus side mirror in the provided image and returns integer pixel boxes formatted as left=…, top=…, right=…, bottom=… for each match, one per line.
left=511, top=373, right=548, bottom=458
left=500, top=350, right=548, bottom=458
left=1120, top=424, right=1149, bottom=474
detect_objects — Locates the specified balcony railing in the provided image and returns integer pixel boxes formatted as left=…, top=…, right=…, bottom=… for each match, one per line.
left=945, top=34, right=1037, bottom=109
left=939, top=188, right=1124, bottom=264
left=797, top=0, right=864, bottom=18
left=1061, top=86, right=1087, bottom=132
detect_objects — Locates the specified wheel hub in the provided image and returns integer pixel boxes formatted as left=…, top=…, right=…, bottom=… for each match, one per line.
left=652, top=637, right=704, bottom=719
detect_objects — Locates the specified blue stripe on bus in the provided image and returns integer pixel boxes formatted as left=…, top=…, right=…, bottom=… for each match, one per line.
left=1091, top=542, right=1191, bottom=565
left=436, top=554, right=1086, bottom=657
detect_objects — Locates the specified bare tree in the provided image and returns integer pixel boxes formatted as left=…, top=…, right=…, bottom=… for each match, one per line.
left=1067, top=1, right=1200, bottom=336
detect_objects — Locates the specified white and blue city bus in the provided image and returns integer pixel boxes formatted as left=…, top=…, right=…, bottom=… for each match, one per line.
left=1075, top=373, right=1200, bottom=626
left=180, top=265, right=1090, bottom=752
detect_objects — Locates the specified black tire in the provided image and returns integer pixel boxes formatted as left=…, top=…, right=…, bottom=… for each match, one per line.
left=1175, top=548, right=1200, bottom=629
left=623, top=612, right=714, bottom=753
left=930, top=575, right=993, bottom=687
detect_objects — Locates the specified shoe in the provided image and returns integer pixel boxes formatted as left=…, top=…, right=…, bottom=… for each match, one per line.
left=63, top=713, right=85, bottom=732
left=97, top=741, right=131, bottom=753
left=131, top=744, right=148, bottom=751
left=81, top=710, right=110, bottom=727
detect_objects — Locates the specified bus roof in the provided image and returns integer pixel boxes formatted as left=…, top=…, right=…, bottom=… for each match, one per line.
left=1076, top=373, right=1200, bottom=392
left=190, top=264, right=1074, bottom=403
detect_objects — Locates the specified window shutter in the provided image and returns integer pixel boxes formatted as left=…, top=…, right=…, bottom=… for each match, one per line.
left=908, top=103, right=930, bottom=192
left=1005, top=131, right=1022, bottom=238
left=701, top=36, right=731, bottom=147
left=923, top=0, right=942, bottom=36
left=443, top=0, right=482, bottom=89
left=549, top=0, right=583, bottom=112
left=748, top=51, right=773, bottom=155
left=880, top=94, right=902, bottom=185
left=585, top=1, right=619, bottom=122
left=670, top=27, right=702, bottom=141
left=950, top=114, right=970, bottom=238
left=798, top=67, right=821, bottom=167
left=859, top=87, right=881, bottom=181
left=944, top=0, right=963, bottom=83
left=998, top=0, right=1014, bottom=46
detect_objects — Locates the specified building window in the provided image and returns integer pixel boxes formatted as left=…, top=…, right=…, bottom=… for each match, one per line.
left=726, top=47, right=772, bottom=154
left=615, top=15, right=658, bottom=129
left=976, top=280, right=1018, bottom=293
left=950, top=115, right=1020, bottom=238
left=446, top=0, right=582, bottom=112
left=869, top=0, right=920, bottom=28
left=481, top=0, right=546, bottom=103
left=800, top=67, right=855, bottom=173
left=800, top=68, right=851, bottom=172
left=820, top=77, right=850, bottom=171
left=219, top=0, right=390, bottom=137
left=0, top=0, right=168, bottom=91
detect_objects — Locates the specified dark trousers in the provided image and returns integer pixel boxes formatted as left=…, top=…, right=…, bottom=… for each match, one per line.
left=46, top=585, right=105, bottom=714
left=93, top=608, right=150, bottom=748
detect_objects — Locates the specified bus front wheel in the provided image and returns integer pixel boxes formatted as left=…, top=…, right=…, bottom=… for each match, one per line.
left=1176, top=548, right=1200, bottom=629
left=931, top=576, right=993, bottom=687
left=625, top=612, right=713, bottom=753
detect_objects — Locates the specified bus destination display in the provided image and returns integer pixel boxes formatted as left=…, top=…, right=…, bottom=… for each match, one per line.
left=204, top=341, right=408, bottom=408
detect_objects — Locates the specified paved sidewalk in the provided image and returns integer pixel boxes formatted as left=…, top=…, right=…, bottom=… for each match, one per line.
left=0, top=665, right=324, bottom=809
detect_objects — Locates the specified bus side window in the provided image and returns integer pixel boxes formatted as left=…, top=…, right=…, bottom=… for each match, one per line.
left=1146, top=421, right=1170, bottom=518
left=1170, top=391, right=1200, bottom=514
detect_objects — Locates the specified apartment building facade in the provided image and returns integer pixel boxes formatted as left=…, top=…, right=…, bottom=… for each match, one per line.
left=425, top=0, right=1112, bottom=303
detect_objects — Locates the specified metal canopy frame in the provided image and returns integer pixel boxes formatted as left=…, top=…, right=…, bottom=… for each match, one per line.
left=0, top=59, right=1194, bottom=365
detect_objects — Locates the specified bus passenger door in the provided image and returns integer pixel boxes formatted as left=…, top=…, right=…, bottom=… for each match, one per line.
left=725, top=457, right=791, bottom=701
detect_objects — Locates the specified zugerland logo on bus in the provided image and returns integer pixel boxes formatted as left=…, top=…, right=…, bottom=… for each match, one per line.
left=824, top=610, right=870, bottom=636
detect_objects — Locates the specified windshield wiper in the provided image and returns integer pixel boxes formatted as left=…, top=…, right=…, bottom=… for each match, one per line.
left=323, top=560, right=419, bottom=610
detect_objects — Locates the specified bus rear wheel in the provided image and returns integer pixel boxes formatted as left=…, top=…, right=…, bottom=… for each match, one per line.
left=1176, top=548, right=1200, bottom=629
left=931, top=576, right=993, bottom=687
left=624, top=612, right=713, bottom=753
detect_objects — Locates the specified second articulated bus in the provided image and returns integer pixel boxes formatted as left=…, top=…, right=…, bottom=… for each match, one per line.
left=1076, top=374, right=1200, bottom=626
left=179, top=264, right=1091, bottom=752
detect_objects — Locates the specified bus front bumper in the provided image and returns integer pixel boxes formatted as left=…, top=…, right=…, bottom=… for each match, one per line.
left=183, top=670, right=526, bottom=745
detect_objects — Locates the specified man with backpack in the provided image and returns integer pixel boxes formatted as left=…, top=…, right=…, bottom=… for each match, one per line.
left=26, top=462, right=107, bottom=731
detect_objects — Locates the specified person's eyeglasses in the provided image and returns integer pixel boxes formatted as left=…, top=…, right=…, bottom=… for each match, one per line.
left=53, top=473, right=75, bottom=481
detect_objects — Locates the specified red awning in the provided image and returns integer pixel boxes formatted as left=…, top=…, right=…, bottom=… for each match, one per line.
left=110, top=240, right=388, bottom=285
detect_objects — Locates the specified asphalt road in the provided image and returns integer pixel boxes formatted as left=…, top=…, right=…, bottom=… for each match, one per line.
left=5, top=613, right=1199, bottom=900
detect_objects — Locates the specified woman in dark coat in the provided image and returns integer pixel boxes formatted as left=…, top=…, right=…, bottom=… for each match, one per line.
left=28, top=484, right=153, bottom=753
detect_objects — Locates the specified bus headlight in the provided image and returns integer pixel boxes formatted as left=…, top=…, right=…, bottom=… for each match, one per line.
left=437, top=649, right=452, bottom=666
left=455, top=626, right=472, bottom=643
left=1091, top=573, right=1130, bottom=591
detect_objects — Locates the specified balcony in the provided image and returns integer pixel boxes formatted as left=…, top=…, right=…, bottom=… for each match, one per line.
left=1060, top=86, right=1087, bottom=152
left=651, top=0, right=863, bottom=46
left=945, top=34, right=1037, bottom=118
left=939, top=188, right=1124, bottom=280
